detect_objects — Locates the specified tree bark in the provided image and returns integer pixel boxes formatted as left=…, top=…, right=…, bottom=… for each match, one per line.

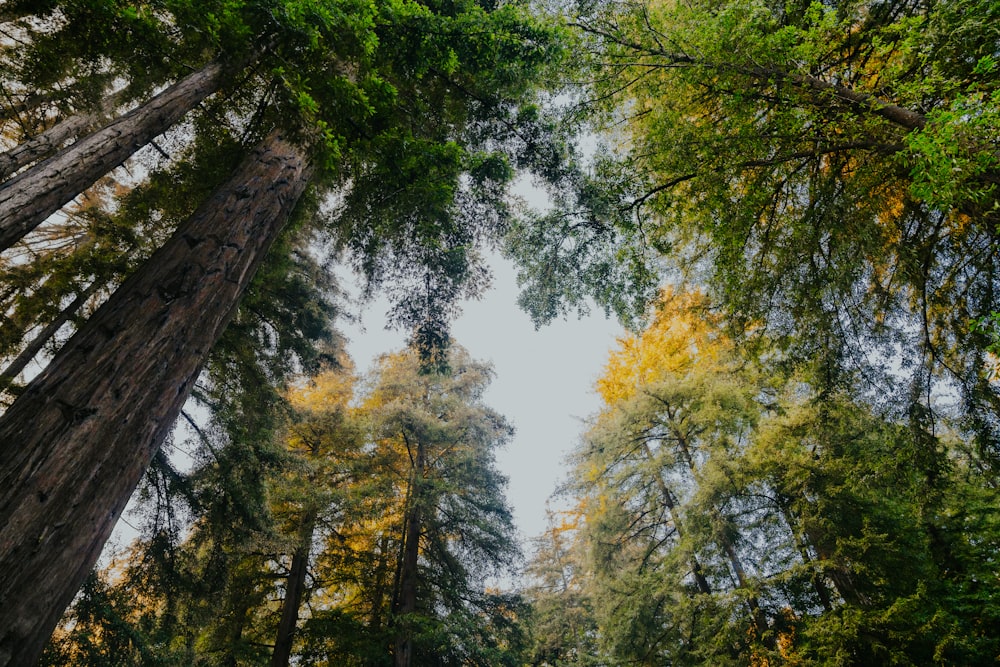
left=0, top=56, right=242, bottom=252
left=270, top=512, right=316, bottom=667
left=0, top=130, right=311, bottom=667
left=0, top=91, right=125, bottom=181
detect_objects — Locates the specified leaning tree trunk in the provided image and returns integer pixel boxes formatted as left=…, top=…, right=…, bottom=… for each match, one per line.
left=0, top=90, right=126, bottom=180
left=270, top=511, right=317, bottom=667
left=0, top=56, right=245, bottom=252
left=0, top=130, right=311, bottom=667
left=0, top=109, right=93, bottom=179
left=0, top=90, right=68, bottom=124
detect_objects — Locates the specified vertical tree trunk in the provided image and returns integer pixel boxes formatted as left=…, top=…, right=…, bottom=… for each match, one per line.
left=0, top=56, right=244, bottom=251
left=672, top=436, right=772, bottom=642
left=270, top=512, right=316, bottom=667
left=393, top=437, right=425, bottom=667
left=778, top=502, right=833, bottom=612
left=0, top=130, right=311, bottom=667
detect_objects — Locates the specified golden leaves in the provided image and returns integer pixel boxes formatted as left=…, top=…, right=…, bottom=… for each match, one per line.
left=596, top=287, right=724, bottom=404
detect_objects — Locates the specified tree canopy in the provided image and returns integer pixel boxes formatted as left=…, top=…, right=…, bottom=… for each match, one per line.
left=3, top=0, right=1000, bottom=664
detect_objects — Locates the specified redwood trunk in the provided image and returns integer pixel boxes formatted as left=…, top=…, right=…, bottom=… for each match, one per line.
left=270, top=513, right=316, bottom=667
left=0, top=57, right=240, bottom=251
left=0, top=131, right=310, bottom=667
left=0, top=92, right=123, bottom=180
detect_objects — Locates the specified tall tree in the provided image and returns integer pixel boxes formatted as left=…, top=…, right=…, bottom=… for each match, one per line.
left=0, top=2, right=561, bottom=662
left=543, top=288, right=1000, bottom=665
left=509, top=0, right=1000, bottom=448
left=0, top=130, right=311, bottom=666
left=359, top=347, right=522, bottom=667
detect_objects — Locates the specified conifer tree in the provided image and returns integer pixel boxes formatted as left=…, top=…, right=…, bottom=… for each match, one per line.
left=0, top=3, right=561, bottom=662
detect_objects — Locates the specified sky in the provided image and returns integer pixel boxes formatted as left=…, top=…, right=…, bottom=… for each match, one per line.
left=340, top=252, right=624, bottom=544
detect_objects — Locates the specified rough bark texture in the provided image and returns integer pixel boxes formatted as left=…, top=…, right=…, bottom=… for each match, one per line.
left=0, top=131, right=311, bottom=667
left=0, top=58, right=236, bottom=251
left=270, top=513, right=316, bottom=667
left=0, top=91, right=123, bottom=180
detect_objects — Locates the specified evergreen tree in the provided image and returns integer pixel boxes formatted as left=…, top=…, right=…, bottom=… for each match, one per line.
left=537, top=289, right=1000, bottom=665
left=509, top=0, right=1000, bottom=455
left=0, top=2, right=561, bottom=662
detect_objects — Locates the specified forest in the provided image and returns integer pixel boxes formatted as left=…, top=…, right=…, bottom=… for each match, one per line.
left=0, top=0, right=998, bottom=665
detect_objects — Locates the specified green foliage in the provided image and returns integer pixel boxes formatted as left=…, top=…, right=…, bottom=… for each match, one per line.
left=530, top=291, right=1000, bottom=665
left=45, top=345, right=526, bottom=665
left=513, top=0, right=1000, bottom=444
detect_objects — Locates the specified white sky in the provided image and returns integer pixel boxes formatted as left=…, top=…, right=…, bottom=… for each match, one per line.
left=341, top=252, right=624, bottom=543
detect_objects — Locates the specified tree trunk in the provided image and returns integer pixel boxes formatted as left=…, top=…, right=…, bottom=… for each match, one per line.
left=642, top=443, right=712, bottom=594
left=393, top=438, right=425, bottom=667
left=0, top=56, right=242, bottom=251
left=0, top=90, right=68, bottom=124
left=672, top=435, right=771, bottom=643
left=270, top=512, right=316, bottom=667
left=0, top=130, right=311, bottom=667
left=778, top=501, right=833, bottom=612
left=0, top=91, right=124, bottom=180
left=0, top=279, right=103, bottom=392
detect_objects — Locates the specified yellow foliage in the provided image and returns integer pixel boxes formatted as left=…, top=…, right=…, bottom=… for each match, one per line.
left=287, top=355, right=356, bottom=414
left=596, top=287, right=726, bottom=404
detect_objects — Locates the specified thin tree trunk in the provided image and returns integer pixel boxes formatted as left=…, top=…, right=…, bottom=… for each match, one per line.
left=270, top=511, right=316, bottom=667
left=0, top=90, right=68, bottom=124
left=641, top=443, right=712, bottom=594
left=0, top=91, right=125, bottom=180
left=0, top=56, right=245, bottom=251
left=0, top=130, right=311, bottom=667
left=778, top=501, right=833, bottom=612
left=393, top=437, right=425, bottom=667
left=671, top=434, right=772, bottom=642
left=802, top=524, right=872, bottom=608
left=0, top=279, right=103, bottom=391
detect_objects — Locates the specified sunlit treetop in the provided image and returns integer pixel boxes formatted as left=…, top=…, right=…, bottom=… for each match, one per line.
left=596, top=287, right=727, bottom=404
